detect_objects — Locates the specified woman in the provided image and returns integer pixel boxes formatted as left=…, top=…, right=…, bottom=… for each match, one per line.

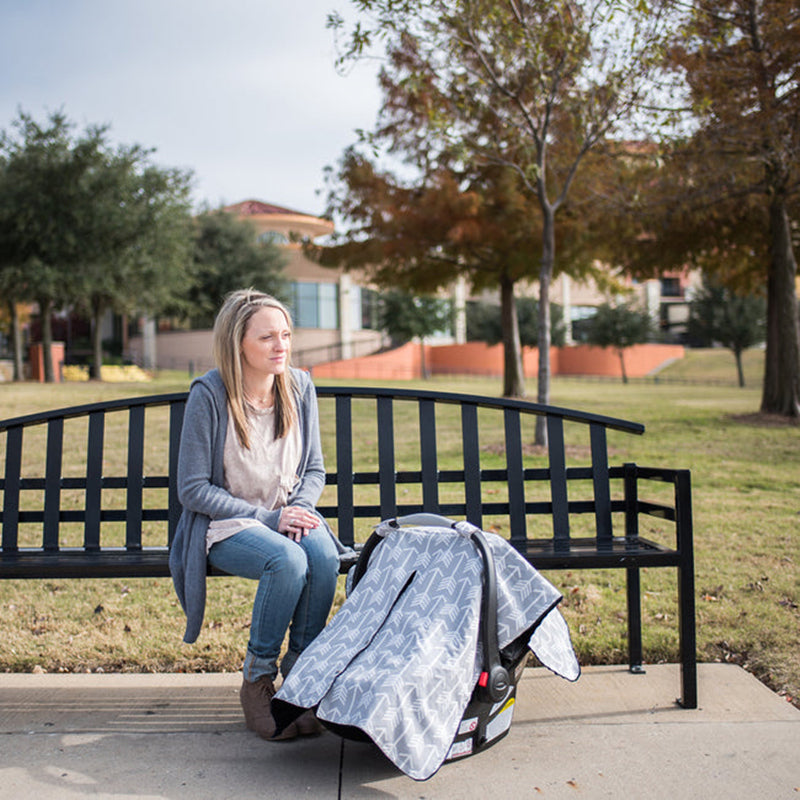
left=169, top=289, right=343, bottom=740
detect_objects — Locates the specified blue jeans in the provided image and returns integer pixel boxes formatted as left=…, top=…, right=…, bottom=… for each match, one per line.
left=207, top=524, right=339, bottom=682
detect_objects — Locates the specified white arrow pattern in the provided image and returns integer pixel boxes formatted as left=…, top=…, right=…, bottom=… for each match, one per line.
left=275, top=524, right=579, bottom=780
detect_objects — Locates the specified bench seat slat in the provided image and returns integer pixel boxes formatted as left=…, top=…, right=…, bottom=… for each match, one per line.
left=0, top=549, right=173, bottom=580
left=0, top=534, right=680, bottom=579
left=515, top=536, right=685, bottom=569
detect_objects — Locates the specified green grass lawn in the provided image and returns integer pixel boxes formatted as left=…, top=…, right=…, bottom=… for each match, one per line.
left=0, top=349, right=797, bottom=709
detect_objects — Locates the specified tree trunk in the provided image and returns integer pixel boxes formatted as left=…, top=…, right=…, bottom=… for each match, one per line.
left=90, top=299, right=104, bottom=380
left=40, top=298, right=55, bottom=383
left=535, top=204, right=556, bottom=446
left=760, top=197, right=800, bottom=417
left=500, top=275, right=524, bottom=397
left=9, top=301, right=24, bottom=381
left=420, top=340, right=429, bottom=380
left=734, top=348, right=745, bottom=388
left=618, top=348, right=628, bottom=384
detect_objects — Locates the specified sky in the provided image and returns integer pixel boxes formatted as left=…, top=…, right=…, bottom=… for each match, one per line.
left=0, top=0, right=384, bottom=217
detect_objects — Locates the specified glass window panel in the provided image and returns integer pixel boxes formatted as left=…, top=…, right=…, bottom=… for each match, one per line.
left=292, top=282, right=318, bottom=328
left=361, top=288, right=379, bottom=330
left=350, top=286, right=363, bottom=331
left=318, top=283, right=339, bottom=330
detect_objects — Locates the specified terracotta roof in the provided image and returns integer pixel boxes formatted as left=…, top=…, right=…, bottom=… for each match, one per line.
left=223, top=200, right=314, bottom=218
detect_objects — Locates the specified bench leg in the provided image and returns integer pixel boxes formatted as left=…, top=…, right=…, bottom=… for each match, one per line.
left=677, top=563, right=698, bottom=708
left=626, top=567, right=645, bottom=674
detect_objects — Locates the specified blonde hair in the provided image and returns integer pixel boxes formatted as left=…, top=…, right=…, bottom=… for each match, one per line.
left=212, top=288, right=297, bottom=448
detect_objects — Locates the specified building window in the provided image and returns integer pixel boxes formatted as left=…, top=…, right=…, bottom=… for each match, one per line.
left=259, top=230, right=289, bottom=245
left=569, top=306, right=597, bottom=343
left=661, top=277, right=682, bottom=298
left=346, top=286, right=378, bottom=331
left=319, top=283, right=338, bottom=329
left=360, top=288, right=379, bottom=330
left=292, top=283, right=319, bottom=327
left=290, top=282, right=339, bottom=329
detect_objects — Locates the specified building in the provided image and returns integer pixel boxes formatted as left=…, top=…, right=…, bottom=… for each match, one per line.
left=128, top=200, right=387, bottom=372
left=548, top=267, right=702, bottom=345
left=126, top=198, right=705, bottom=373
left=225, top=200, right=390, bottom=366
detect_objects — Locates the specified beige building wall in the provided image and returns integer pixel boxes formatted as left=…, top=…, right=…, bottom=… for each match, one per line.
left=128, top=329, right=215, bottom=374
left=129, top=200, right=385, bottom=371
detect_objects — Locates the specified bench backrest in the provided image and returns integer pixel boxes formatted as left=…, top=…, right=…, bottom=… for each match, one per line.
left=0, top=387, right=645, bottom=574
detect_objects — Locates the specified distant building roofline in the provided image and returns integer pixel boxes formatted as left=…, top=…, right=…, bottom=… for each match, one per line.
left=223, top=200, right=319, bottom=218
left=223, top=199, right=334, bottom=239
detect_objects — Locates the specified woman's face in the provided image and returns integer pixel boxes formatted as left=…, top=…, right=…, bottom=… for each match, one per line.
left=240, top=306, right=291, bottom=381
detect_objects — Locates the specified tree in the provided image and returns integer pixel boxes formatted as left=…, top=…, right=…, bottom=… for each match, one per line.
left=670, top=0, right=799, bottom=416
left=687, top=279, right=766, bottom=388
left=613, top=0, right=800, bottom=415
left=378, top=289, right=451, bottom=377
left=186, top=209, right=287, bottom=328
left=585, top=300, right=653, bottom=383
left=0, top=111, right=95, bottom=381
left=0, top=110, right=195, bottom=381
left=330, top=0, right=675, bottom=443
left=316, top=151, right=588, bottom=396
left=73, top=143, right=194, bottom=379
left=467, top=298, right=566, bottom=348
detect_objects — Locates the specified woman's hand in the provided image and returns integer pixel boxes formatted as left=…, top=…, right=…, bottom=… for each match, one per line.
left=278, top=506, right=322, bottom=542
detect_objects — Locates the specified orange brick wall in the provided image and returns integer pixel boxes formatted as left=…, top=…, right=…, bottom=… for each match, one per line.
left=555, top=344, right=685, bottom=377
left=312, top=342, right=423, bottom=381
left=427, top=342, right=508, bottom=376
left=311, top=341, right=685, bottom=381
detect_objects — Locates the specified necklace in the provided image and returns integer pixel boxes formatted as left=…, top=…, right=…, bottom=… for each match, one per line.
left=244, top=390, right=274, bottom=410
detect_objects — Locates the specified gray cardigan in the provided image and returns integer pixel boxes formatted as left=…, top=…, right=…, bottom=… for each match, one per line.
left=168, top=367, right=346, bottom=643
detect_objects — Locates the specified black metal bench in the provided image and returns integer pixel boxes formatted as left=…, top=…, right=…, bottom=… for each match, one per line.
left=0, top=386, right=696, bottom=708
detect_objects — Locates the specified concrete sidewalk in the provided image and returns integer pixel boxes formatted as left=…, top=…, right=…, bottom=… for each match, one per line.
left=0, top=664, right=797, bottom=799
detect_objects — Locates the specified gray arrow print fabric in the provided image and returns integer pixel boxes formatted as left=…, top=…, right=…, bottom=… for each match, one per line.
left=275, top=522, right=579, bottom=780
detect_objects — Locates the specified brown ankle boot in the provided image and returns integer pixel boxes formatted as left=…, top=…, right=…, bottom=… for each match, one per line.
left=240, top=676, right=297, bottom=740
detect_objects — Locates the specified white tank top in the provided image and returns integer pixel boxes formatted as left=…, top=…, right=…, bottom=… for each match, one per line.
left=206, top=404, right=301, bottom=552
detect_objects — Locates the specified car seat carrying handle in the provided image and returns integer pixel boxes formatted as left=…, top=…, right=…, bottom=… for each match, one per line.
left=352, top=515, right=510, bottom=703
left=394, top=512, right=456, bottom=528
left=467, top=524, right=511, bottom=703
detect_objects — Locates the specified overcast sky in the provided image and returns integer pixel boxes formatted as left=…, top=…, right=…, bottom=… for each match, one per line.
left=0, top=0, right=384, bottom=217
